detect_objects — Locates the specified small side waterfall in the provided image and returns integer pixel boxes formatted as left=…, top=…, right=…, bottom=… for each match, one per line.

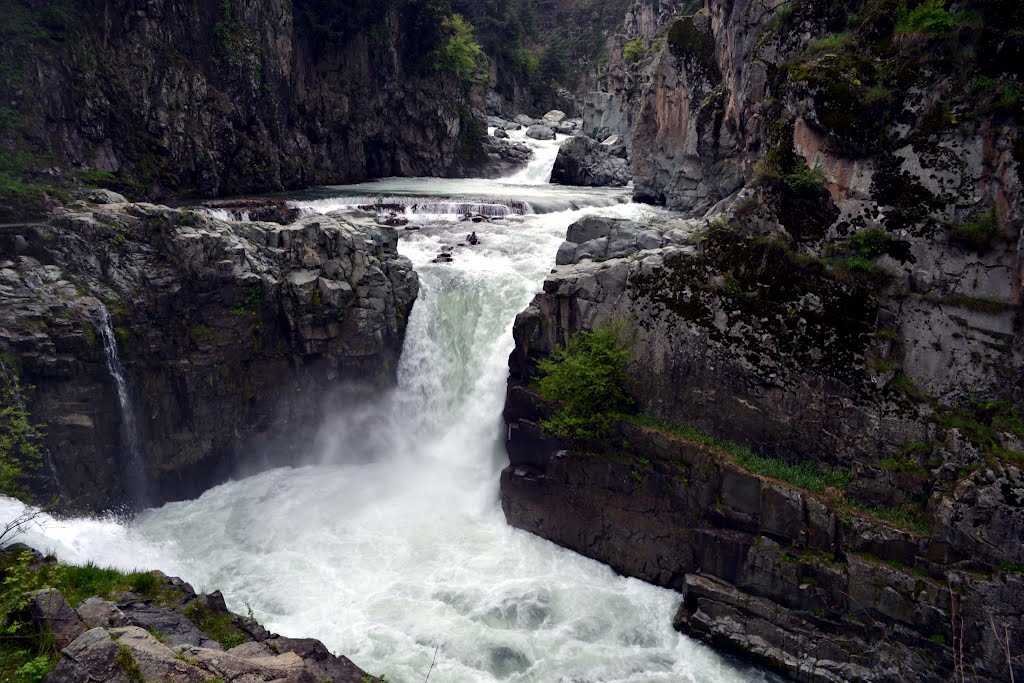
left=94, top=304, right=147, bottom=506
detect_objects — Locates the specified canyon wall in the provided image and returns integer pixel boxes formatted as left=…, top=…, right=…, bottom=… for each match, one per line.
left=0, top=0, right=487, bottom=218
left=503, top=0, right=1024, bottom=680
left=1, top=195, right=417, bottom=511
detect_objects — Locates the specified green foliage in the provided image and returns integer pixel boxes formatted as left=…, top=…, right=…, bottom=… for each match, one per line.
left=213, top=0, right=260, bottom=78
left=846, top=500, right=931, bottom=534
left=895, top=0, right=957, bottom=35
left=514, top=47, right=540, bottom=74
left=805, top=32, right=853, bottom=54
left=183, top=602, right=247, bottom=650
left=116, top=644, right=144, bottom=683
left=190, top=321, right=214, bottom=339
left=0, top=368, right=43, bottom=502
left=629, top=416, right=852, bottom=493
left=433, top=14, right=485, bottom=83
left=937, top=400, right=1024, bottom=466
left=781, top=162, right=826, bottom=196
left=879, top=454, right=929, bottom=475
left=666, top=16, right=717, bottom=75
left=0, top=555, right=161, bottom=681
left=536, top=327, right=634, bottom=440
left=733, top=449, right=852, bottom=493
left=948, top=208, right=1000, bottom=251
left=622, top=38, right=646, bottom=63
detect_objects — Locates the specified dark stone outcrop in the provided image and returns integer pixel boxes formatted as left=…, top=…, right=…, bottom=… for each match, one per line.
left=2, top=545, right=375, bottom=681
left=0, top=0, right=497, bottom=219
left=502, top=78, right=1023, bottom=673
left=0, top=200, right=418, bottom=511
left=550, top=136, right=631, bottom=187
left=502, top=394, right=1024, bottom=682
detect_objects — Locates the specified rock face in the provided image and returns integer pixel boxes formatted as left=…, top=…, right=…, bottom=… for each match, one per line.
left=4, top=548, right=375, bottom=682
left=550, top=136, right=631, bottom=187
left=0, top=0, right=492, bottom=212
left=0, top=200, right=417, bottom=511
left=502, top=40, right=1024, bottom=664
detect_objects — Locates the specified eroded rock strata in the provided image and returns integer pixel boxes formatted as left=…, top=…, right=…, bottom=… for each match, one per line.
left=502, top=0, right=1023, bottom=679
left=0, top=196, right=417, bottom=511
left=2, top=545, right=375, bottom=682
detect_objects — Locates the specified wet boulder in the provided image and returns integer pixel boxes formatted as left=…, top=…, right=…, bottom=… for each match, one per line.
left=542, top=110, right=566, bottom=124
left=551, top=135, right=631, bottom=187
left=492, top=128, right=509, bottom=139
left=526, top=124, right=555, bottom=141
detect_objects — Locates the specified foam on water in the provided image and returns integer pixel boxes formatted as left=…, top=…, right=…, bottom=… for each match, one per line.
left=0, top=136, right=772, bottom=682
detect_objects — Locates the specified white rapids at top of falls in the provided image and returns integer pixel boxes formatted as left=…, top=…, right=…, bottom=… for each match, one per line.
left=0, top=128, right=775, bottom=682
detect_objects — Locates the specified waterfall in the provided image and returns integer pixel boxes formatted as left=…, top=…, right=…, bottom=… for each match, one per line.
left=1, top=136, right=767, bottom=682
left=94, top=304, right=147, bottom=506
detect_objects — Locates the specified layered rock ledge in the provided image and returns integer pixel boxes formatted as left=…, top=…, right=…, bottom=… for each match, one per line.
left=2, top=545, right=375, bottom=682
left=501, top=210, right=1023, bottom=681
left=0, top=196, right=418, bottom=511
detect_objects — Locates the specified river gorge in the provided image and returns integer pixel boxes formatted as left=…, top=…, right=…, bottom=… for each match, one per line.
left=1, top=0, right=1022, bottom=681
left=0, top=133, right=770, bottom=681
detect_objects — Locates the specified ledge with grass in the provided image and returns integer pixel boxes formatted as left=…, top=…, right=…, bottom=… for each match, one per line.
left=501, top=327, right=1024, bottom=682
left=0, top=544, right=378, bottom=683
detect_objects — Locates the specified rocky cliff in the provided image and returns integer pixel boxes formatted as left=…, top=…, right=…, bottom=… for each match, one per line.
left=502, top=0, right=1024, bottom=680
left=1, top=194, right=417, bottom=511
left=0, top=544, right=377, bottom=682
left=0, top=0, right=495, bottom=220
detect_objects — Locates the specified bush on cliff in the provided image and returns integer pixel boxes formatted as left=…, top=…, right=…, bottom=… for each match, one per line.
left=0, top=366, right=43, bottom=502
left=536, top=327, right=634, bottom=439
left=434, top=14, right=486, bottom=84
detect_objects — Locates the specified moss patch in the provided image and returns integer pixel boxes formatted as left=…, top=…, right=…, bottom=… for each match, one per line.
left=182, top=602, right=247, bottom=650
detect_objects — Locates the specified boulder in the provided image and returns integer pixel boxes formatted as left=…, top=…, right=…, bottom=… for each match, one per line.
left=493, top=127, right=509, bottom=139
left=525, top=124, right=555, bottom=141
left=27, top=589, right=87, bottom=648
left=79, top=188, right=128, bottom=204
left=542, top=110, right=566, bottom=123
left=555, top=216, right=667, bottom=265
left=550, top=135, right=631, bottom=187
left=117, top=600, right=221, bottom=649
left=555, top=120, right=577, bottom=135
left=77, top=597, right=127, bottom=628
left=514, top=114, right=538, bottom=127
left=487, top=115, right=521, bottom=131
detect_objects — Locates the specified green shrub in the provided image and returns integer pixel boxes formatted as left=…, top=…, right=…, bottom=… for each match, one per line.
left=0, top=554, right=152, bottom=681
left=949, top=208, right=1000, bottom=251
left=782, top=162, right=826, bottom=196
left=536, top=327, right=634, bottom=439
left=0, top=368, right=43, bottom=501
left=895, top=0, right=957, bottom=35
left=433, top=14, right=485, bottom=84
left=622, top=38, right=646, bottom=63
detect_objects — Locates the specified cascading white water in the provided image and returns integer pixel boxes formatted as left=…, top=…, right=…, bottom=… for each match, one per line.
left=1, top=134, right=773, bottom=682
left=93, top=304, right=147, bottom=505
